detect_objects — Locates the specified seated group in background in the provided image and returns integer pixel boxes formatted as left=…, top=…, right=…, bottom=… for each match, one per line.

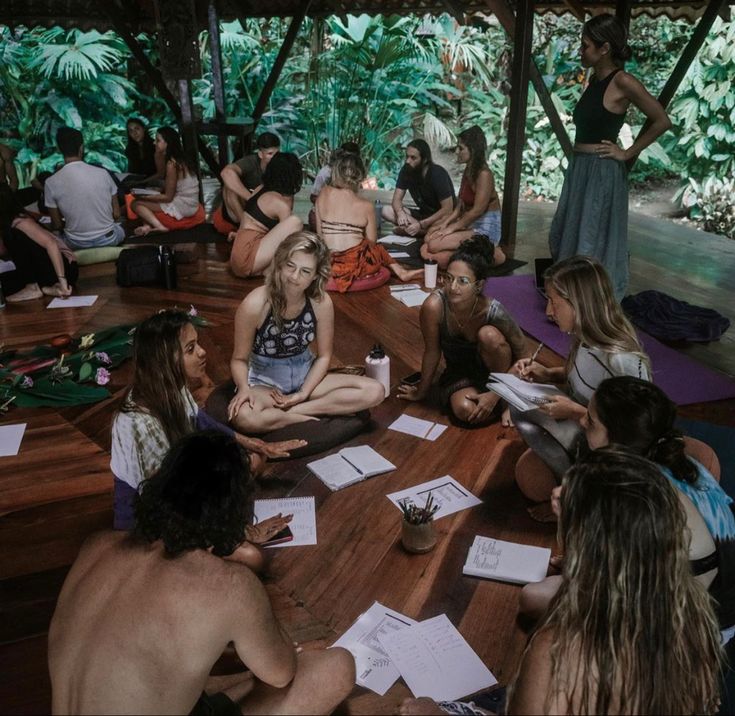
left=315, top=150, right=422, bottom=292
left=44, top=127, right=125, bottom=250
left=110, top=309, right=305, bottom=531
left=399, top=235, right=527, bottom=425
left=228, top=152, right=304, bottom=278
left=228, top=231, right=384, bottom=433
left=402, top=450, right=723, bottom=715
left=0, top=183, right=77, bottom=302
left=382, top=138, right=455, bottom=237
left=50, top=430, right=355, bottom=715
left=130, top=126, right=203, bottom=236
left=214, top=131, right=281, bottom=234
left=510, top=255, right=650, bottom=516
left=122, top=117, right=165, bottom=189
left=422, top=126, right=504, bottom=268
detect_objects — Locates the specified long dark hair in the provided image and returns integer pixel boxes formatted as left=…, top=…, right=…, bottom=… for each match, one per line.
left=122, top=310, right=194, bottom=444
left=593, top=376, right=698, bottom=484
left=262, top=152, right=303, bottom=195
left=583, top=13, right=633, bottom=67
left=124, top=118, right=155, bottom=170
left=407, top=138, right=432, bottom=168
left=157, top=126, right=196, bottom=175
left=458, top=125, right=488, bottom=183
left=134, top=431, right=254, bottom=557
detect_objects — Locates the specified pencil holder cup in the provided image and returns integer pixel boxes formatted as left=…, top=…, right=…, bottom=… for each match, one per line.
left=401, top=518, right=437, bottom=554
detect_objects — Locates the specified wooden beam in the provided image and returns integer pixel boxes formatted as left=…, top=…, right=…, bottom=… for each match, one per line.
left=108, top=1, right=221, bottom=177
left=501, top=0, right=535, bottom=249
left=561, top=0, right=585, bottom=22
left=629, top=0, right=725, bottom=169
left=440, top=0, right=466, bottom=25
left=208, top=0, right=229, bottom=167
left=485, top=0, right=573, bottom=158
left=615, top=0, right=633, bottom=30
left=251, top=0, right=312, bottom=126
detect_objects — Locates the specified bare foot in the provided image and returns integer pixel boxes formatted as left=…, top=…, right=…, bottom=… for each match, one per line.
left=6, top=284, right=43, bottom=302
left=133, top=224, right=168, bottom=237
left=493, top=246, right=506, bottom=266
left=392, top=265, right=424, bottom=282
left=399, top=697, right=445, bottom=715
left=42, top=283, right=73, bottom=298
left=501, top=406, right=514, bottom=427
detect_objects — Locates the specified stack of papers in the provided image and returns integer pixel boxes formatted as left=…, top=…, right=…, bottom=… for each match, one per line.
left=389, top=284, right=429, bottom=307
left=378, top=234, right=417, bottom=246
left=463, top=536, right=551, bottom=584
left=307, top=445, right=396, bottom=491
left=486, top=372, right=566, bottom=412
left=388, top=414, right=447, bottom=441
left=386, top=475, right=482, bottom=520
left=252, top=496, right=317, bottom=548
left=387, top=251, right=410, bottom=259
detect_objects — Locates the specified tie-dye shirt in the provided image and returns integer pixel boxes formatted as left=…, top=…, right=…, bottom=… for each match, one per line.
left=661, top=459, right=735, bottom=629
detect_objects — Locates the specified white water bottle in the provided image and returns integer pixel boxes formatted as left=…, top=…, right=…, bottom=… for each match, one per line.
left=365, top=343, right=390, bottom=398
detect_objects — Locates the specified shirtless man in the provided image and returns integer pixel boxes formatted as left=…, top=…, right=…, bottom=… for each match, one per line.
left=48, top=431, right=355, bottom=715
left=220, top=132, right=281, bottom=225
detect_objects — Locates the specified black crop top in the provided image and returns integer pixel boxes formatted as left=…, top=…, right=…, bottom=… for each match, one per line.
left=244, top=188, right=279, bottom=230
left=573, top=69, right=627, bottom=144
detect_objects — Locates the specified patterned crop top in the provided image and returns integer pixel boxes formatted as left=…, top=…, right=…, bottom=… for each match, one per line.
left=252, top=297, right=317, bottom=358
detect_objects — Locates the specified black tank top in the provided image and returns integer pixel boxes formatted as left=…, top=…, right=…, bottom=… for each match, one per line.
left=244, top=188, right=278, bottom=230
left=573, top=69, right=627, bottom=144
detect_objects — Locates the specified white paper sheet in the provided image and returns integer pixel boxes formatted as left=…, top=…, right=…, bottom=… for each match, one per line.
left=388, top=414, right=447, bottom=441
left=0, top=423, right=27, bottom=457
left=387, top=251, right=410, bottom=259
left=396, top=289, right=429, bottom=307
left=486, top=373, right=566, bottom=412
left=130, top=187, right=159, bottom=196
left=378, top=614, right=497, bottom=701
left=386, top=475, right=482, bottom=520
left=389, top=283, right=421, bottom=293
left=463, top=536, right=551, bottom=584
left=252, top=496, right=317, bottom=548
left=332, top=601, right=417, bottom=695
left=47, top=295, right=98, bottom=309
left=378, top=234, right=417, bottom=246
left=0, top=259, right=16, bottom=274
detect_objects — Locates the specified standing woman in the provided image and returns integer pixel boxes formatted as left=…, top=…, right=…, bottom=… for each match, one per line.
left=399, top=235, right=527, bottom=425
left=131, top=126, right=200, bottom=236
left=228, top=231, right=385, bottom=433
left=549, top=14, right=671, bottom=300
left=421, top=126, right=504, bottom=269
left=229, top=152, right=303, bottom=278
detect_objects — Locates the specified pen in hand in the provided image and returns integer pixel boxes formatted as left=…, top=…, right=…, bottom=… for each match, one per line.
left=529, top=342, right=544, bottom=364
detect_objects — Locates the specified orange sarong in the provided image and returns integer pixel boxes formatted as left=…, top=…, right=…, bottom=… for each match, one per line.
left=329, top=240, right=393, bottom=293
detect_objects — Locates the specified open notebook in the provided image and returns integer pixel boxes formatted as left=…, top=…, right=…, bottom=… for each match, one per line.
left=308, top=445, right=396, bottom=491
left=486, top=372, right=566, bottom=412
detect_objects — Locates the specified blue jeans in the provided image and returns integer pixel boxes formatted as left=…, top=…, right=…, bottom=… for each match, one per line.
left=63, top=223, right=125, bottom=250
left=248, top=350, right=315, bottom=395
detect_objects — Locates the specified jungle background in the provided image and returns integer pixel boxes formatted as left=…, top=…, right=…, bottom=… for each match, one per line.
left=0, top=12, right=733, bottom=237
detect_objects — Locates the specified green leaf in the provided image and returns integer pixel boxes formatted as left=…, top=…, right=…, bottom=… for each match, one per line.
left=78, top=362, right=93, bottom=382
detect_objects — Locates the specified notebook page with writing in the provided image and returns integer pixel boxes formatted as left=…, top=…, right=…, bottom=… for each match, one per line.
left=463, top=536, right=551, bottom=584
left=253, top=496, right=317, bottom=547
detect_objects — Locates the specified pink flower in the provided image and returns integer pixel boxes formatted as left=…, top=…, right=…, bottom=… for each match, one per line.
left=21, top=376, right=34, bottom=388
left=188, top=305, right=198, bottom=317
left=95, top=367, right=111, bottom=386
left=94, top=351, right=111, bottom=365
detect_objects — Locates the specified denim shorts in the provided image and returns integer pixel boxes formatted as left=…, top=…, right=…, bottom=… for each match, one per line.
left=472, top=210, right=501, bottom=245
left=248, top=349, right=315, bottom=394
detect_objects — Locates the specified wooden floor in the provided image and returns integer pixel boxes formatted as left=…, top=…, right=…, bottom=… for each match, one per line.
left=1, top=201, right=734, bottom=715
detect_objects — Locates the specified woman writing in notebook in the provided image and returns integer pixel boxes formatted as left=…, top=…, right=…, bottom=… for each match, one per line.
left=315, top=150, right=422, bottom=291
left=509, top=255, right=650, bottom=517
left=228, top=231, right=385, bottom=433
left=398, top=235, right=527, bottom=425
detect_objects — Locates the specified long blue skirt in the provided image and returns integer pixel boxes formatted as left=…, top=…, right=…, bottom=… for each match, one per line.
left=548, top=152, right=628, bottom=300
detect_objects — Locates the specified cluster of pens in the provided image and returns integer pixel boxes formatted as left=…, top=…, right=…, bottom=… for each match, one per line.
left=399, top=493, right=439, bottom=525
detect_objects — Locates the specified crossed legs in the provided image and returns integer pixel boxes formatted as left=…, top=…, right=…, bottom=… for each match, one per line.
left=421, top=229, right=506, bottom=269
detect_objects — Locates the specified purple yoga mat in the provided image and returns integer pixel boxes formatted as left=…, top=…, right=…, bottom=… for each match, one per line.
left=485, top=274, right=735, bottom=406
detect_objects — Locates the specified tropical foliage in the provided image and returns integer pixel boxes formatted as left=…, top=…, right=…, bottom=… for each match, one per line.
left=0, top=12, right=733, bottom=234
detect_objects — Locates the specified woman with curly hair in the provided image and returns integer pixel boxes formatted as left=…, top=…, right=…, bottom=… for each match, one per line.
left=111, top=309, right=304, bottom=531
left=131, top=126, right=201, bottom=236
left=228, top=231, right=385, bottom=432
left=315, top=150, right=422, bottom=291
left=398, top=235, right=527, bottom=425
left=421, top=126, right=505, bottom=269
left=229, top=152, right=304, bottom=277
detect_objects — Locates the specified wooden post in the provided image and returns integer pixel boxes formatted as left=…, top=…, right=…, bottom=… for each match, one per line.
left=629, top=0, right=725, bottom=169
left=251, top=0, right=312, bottom=126
left=615, top=0, right=633, bottom=30
left=208, top=0, right=229, bottom=168
left=501, top=0, right=535, bottom=251
left=178, top=79, right=200, bottom=183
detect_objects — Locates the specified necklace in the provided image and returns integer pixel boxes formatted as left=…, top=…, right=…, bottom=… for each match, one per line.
left=448, top=294, right=479, bottom=331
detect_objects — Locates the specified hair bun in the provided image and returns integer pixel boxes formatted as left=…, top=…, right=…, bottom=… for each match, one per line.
left=619, top=44, right=633, bottom=62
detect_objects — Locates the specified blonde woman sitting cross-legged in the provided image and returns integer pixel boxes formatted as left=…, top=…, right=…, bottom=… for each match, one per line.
left=228, top=231, right=385, bottom=433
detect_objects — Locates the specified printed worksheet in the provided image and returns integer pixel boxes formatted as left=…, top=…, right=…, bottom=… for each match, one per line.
left=388, top=414, right=447, bottom=441
left=378, top=614, right=497, bottom=701
left=47, top=295, right=98, bottom=308
left=333, top=602, right=417, bottom=695
left=386, top=475, right=482, bottom=520
left=378, top=234, right=417, bottom=246
left=252, top=496, right=317, bottom=548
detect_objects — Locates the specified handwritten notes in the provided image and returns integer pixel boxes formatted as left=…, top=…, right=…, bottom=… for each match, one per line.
left=378, top=614, right=497, bottom=701
left=252, top=496, right=317, bottom=548
left=388, top=414, right=447, bottom=441
left=463, top=536, right=551, bottom=584
left=333, top=602, right=417, bottom=695
left=386, top=475, right=482, bottom=520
